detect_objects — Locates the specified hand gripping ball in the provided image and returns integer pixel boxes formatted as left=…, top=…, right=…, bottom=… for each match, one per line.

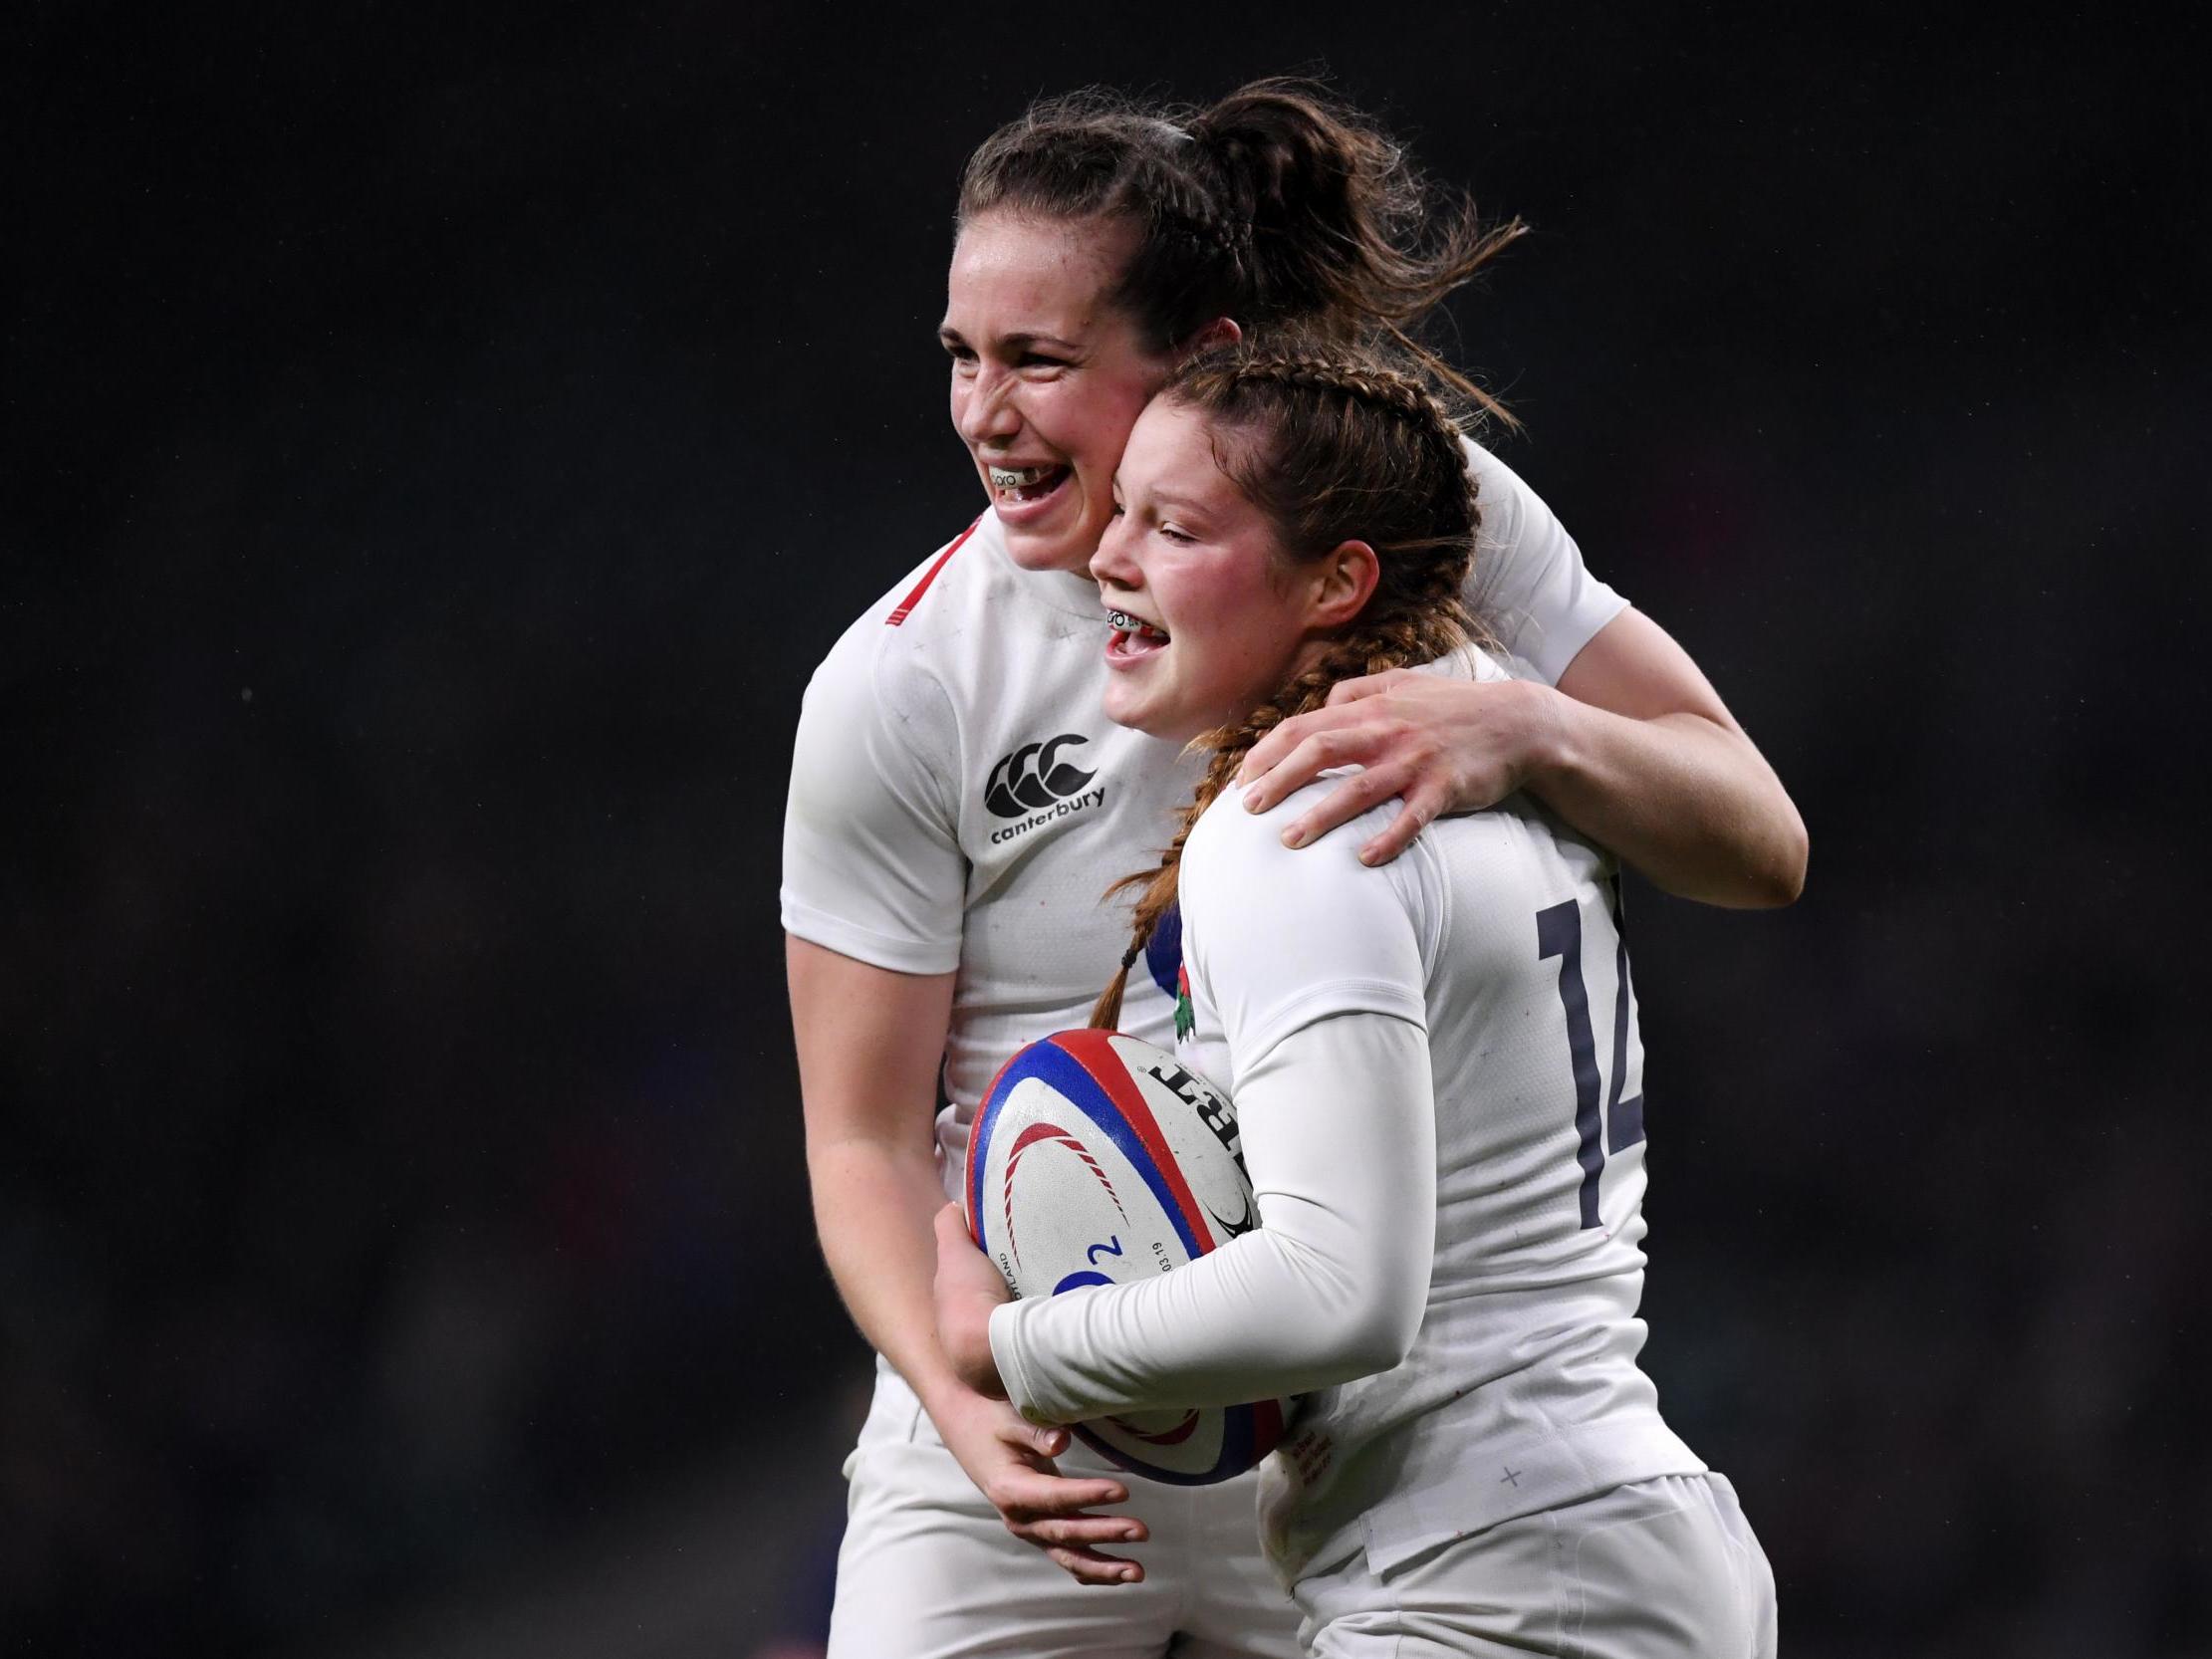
left=965, top=1029, right=1290, bottom=1485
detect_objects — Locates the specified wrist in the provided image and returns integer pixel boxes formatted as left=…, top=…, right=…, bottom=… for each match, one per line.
left=923, top=1302, right=1011, bottom=1406
left=1509, top=678, right=1580, bottom=792
left=908, top=1342, right=986, bottom=1416
left=914, top=1364, right=991, bottom=1421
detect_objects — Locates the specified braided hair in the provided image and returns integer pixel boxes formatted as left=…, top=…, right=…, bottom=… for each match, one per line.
left=1090, top=343, right=1491, bottom=1029
left=958, top=79, right=1525, bottom=423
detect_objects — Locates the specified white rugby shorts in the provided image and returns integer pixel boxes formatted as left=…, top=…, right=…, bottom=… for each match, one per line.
left=1292, top=1471, right=1777, bottom=1658
left=828, top=1359, right=1302, bottom=1659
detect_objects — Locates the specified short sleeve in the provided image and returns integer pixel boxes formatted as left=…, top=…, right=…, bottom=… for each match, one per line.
left=1461, top=438, right=1628, bottom=686
left=780, top=618, right=967, bottom=974
left=1181, top=786, right=1440, bottom=1071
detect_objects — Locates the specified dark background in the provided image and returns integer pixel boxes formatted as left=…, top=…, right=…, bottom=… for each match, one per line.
left=7, top=4, right=2205, bottom=1655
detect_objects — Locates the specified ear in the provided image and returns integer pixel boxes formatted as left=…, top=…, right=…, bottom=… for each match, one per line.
left=1305, top=540, right=1380, bottom=630
left=1178, top=316, right=1243, bottom=357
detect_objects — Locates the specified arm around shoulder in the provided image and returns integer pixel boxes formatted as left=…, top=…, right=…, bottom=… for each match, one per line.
left=1234, top=617, right=1805, bottom=905
left=1544, top=606, right=1808, bottom=907
left=1239, top=444, right=1806, bottom=903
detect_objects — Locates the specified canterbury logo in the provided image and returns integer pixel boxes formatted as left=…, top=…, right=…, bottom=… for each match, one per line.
left=986, top=734, right=1098, bottom=819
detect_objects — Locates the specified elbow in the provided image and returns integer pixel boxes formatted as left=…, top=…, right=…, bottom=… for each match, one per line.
left=1761, top=806, right=1810, bottom=907
left=1736, top=837, right=1808, bottom=911
left=1723, top=797, right=1808, bottom=909
left=1264, top=1215, right=1430, bottom=1386
left=1335, top=1322, right=1417, bottom=1381
left=1779, top=846, right=1809, bottom=907
left=1758, top=750, right=1811, bottom=906
left=1308, top=1284, right=1423, bottom=1382
left=1700, top=720, right=1810, bottom=908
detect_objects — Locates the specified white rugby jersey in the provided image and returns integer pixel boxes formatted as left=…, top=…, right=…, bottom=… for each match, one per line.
left=781, top=440, right=1626, bottom=1202
left=989, top=652, right=1705, bottom=1581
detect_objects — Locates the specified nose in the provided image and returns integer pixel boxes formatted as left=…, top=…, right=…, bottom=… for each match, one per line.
left=954, top=363, right=1021, bottom=449
left=1092, top=509, right=1140, bottom=593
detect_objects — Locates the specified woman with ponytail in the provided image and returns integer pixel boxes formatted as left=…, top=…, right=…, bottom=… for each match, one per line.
left=785, top=79, right=1797, bottom=1656
left=934, top=344, right=1777, bottom=1656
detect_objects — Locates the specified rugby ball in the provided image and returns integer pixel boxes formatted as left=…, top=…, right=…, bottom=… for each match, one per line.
left=965, top=1028, right=1289, bottom=1485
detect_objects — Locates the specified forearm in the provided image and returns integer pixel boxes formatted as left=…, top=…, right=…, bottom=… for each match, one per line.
left=1526, top=697, right=1806, bottom=908
left=796, top=941, right=1145, bottom=1582
left=991, top=1014, right=1434, bottom=1425
left=1232, top=609, right=1807, bottom=895
left=809, top=1133, right=970, bottom=1409
left=788, top=936, right=969, bottom=1412
left=993, top=1227, right=1403, bottom=1422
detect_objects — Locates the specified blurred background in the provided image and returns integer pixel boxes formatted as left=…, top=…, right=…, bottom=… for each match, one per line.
left=5, top=3, right=2204, bottom=1654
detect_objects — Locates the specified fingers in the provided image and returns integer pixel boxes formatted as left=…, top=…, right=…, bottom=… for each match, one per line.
left=1277, top=763, right=1409, bottom=852
left=1010, top=1513, right=1150, bottom=1549
left=979, top=1440, right=1146, bottom=1586
left=1040, top=1543, right=1145, bottom=1586
left=1022, top=1423, right=1071, bottom=1458
left=934, top=1203, right=1010, bottom=1306
left=1357, top=781, right=1453, bottom=867
left=1232, top=712, right=1321, bottom=793
left=1237, top=725, right=1374, bottom=814
left=932, top=1201, right=970, bottom=1254
left=1323, top=666, right=1415, bottom=706
left=989, top=1467, right=1129, bottom=1520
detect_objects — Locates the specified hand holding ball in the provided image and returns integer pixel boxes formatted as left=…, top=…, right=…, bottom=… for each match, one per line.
left=932, top=1203, right=1014, bottom=1398
left=958, top=1029, right=1290, bottom=1486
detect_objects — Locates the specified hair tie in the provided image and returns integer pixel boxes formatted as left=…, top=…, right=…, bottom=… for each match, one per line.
left=1120, top=944, right=1141, bottom=971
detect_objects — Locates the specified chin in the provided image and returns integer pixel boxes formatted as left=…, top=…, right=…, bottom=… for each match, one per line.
left=999, top=528, right=1093, bottom=574
left=991, top=481, right=1109, bottom=576
left=1103, top=689, right=1177, bottom=739
left=1100, top=688, right=1143, bottom=734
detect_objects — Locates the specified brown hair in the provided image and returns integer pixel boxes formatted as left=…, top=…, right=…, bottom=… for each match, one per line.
left=957, top=78, right=1525, bottom=424
left=1090, top=343, right=1488, bottom=1029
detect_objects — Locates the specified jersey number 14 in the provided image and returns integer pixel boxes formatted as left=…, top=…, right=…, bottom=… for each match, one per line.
left=1538, top=895, right=1646, bottom=1231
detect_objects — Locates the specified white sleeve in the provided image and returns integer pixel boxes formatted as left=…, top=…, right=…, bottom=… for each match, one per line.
left=779, top=616, right=967, bottom=974
left=989, top=1012, right=1436, bottom=1421
left=1461, top=437, right=1629, bottom=686
left=987, top=793, right=1442, bottom=1422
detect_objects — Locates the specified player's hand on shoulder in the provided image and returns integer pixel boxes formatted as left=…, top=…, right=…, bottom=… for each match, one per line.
left=1237, top=668, right=1558, bottom=866
left=925, top=1364, right=1151, bottom=1586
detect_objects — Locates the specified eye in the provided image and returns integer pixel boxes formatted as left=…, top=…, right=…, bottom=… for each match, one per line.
left=1157, top=523, right=1196, bottom=545
left=1019, top=351, right=1071, bottom=371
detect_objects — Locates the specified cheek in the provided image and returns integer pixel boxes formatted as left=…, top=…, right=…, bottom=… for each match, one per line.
left=1202, top=592, right=1305, bottom=686
left=1068, top=413, right=1126, bottom=475
left=1070, top=382, right=1159, bottom=473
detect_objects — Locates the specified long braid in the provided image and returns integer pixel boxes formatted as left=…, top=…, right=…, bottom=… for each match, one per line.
left=1091, top=344, right=1487, bottom=1030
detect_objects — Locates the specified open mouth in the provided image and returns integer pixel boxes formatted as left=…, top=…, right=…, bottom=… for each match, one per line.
left=988, top=462, right=1072, bottom=506
left=1106, top=608, right=1170, bottom=660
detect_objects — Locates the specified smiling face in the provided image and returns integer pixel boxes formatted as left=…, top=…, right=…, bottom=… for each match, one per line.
left=940, top=211, right=1174, bottom=575
left=1093, top=398, right=1362, bottom=745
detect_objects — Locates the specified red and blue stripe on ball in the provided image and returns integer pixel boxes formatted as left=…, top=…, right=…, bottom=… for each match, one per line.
left=970, top=1031, right=1219, bottom=1265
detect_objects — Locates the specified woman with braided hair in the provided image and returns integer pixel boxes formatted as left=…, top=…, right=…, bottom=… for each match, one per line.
left=785, top=77, right=1797, bottom=1657
left=933, top=344, right=1777, bottom=1656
